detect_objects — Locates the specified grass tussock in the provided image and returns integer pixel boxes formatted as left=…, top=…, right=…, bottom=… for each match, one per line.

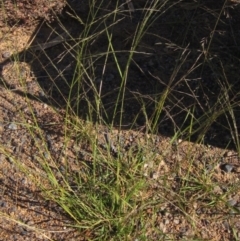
left=0, top=0, right=240, bottom=240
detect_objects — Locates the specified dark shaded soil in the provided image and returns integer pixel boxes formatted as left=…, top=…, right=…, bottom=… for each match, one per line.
left=1, top=0, right=240, bottom=150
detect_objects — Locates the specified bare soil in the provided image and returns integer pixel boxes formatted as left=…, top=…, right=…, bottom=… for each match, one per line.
left=0, top=0, right=240, bottom=240
left=0, top=0, right=66, bottom=26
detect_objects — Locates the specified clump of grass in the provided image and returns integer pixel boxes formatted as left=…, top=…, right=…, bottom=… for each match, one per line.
left=1, top=0, right=240, bottom=240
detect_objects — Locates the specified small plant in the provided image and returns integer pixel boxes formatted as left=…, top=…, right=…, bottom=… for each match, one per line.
left=0, top=0, right=240, bottom=240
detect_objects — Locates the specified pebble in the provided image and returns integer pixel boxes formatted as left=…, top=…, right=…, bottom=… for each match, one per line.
left=40, top=90, right=47, bottom=98
left=2, top=51, right=11, bottom=58
left=8, top=122, right=18, bottom=130
left=159, top=222, right=167, bottom=232
left=26, top=220, right=34, bottom=226
left=220, top=163, right=233, bottom=173
left=225, top=151, right=233, bottom=157
left=228, top=199, right=237, bottom=207
left=151, top=171, right=159, bottom=179
left=0, top=200, right=6, bottom=207
left=143, top=171, right=148, bottom=177
left=147, top=161, right=154, bottom=168
left=205, top=164, right=214, bottom=173
left=129, top=135, right=134, bottom=142
left=19, top=226, right=28, bottom=235
left=59, top=165, right=65, bottom=173
left=44, top=152, right=50, bottom=159
left=222, top=220, right=230, bottom=230
left=143, top=163, right=148, bottom=170
left=173, top=218, right=180, bottom=224
left=164, top=219, right=170, bottom=225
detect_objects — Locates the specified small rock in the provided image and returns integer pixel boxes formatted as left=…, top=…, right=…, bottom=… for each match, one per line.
left=0, top=200, right=6, bottom=207
left=44, top=152, right=50, bottom=159
left=155, top=136, right=160, bottom=144
left=8, top=122, right=18, bottom=130
left=173, top=218, right=180, bottom=224
left=159, top=222, right=167, bottom=232
left=129, top=135, right=134, bottom=142
left=225, top=151, right=233, bottom=157
left=59, top=165, right=65, bottom=173
left=39, top=90, right=47, bottom=97
left=164, top=219, right=170, bottom=225
left=143, top=163, right=148, bottom=169
left=151, top=171, right=159, bottom=179
left=220, top=163, right=233, bottom=173
left=147, top=161, right=154, bottom=168
left=2, top=51, right=11, bottom=58
left=19, top=226, right=28, bottom=236
left=222, top=220, right=230, bottom=230
left=228, top=199, right=237, bottom=207
left=206, top=164, right=214, bottom=172
left=213, top=185, right=223, bottom=194
left=27, top=220, right=34, bottom=226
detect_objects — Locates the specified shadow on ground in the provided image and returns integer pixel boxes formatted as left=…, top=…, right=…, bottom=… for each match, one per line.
left=1, top=0, right=240, bottom=150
